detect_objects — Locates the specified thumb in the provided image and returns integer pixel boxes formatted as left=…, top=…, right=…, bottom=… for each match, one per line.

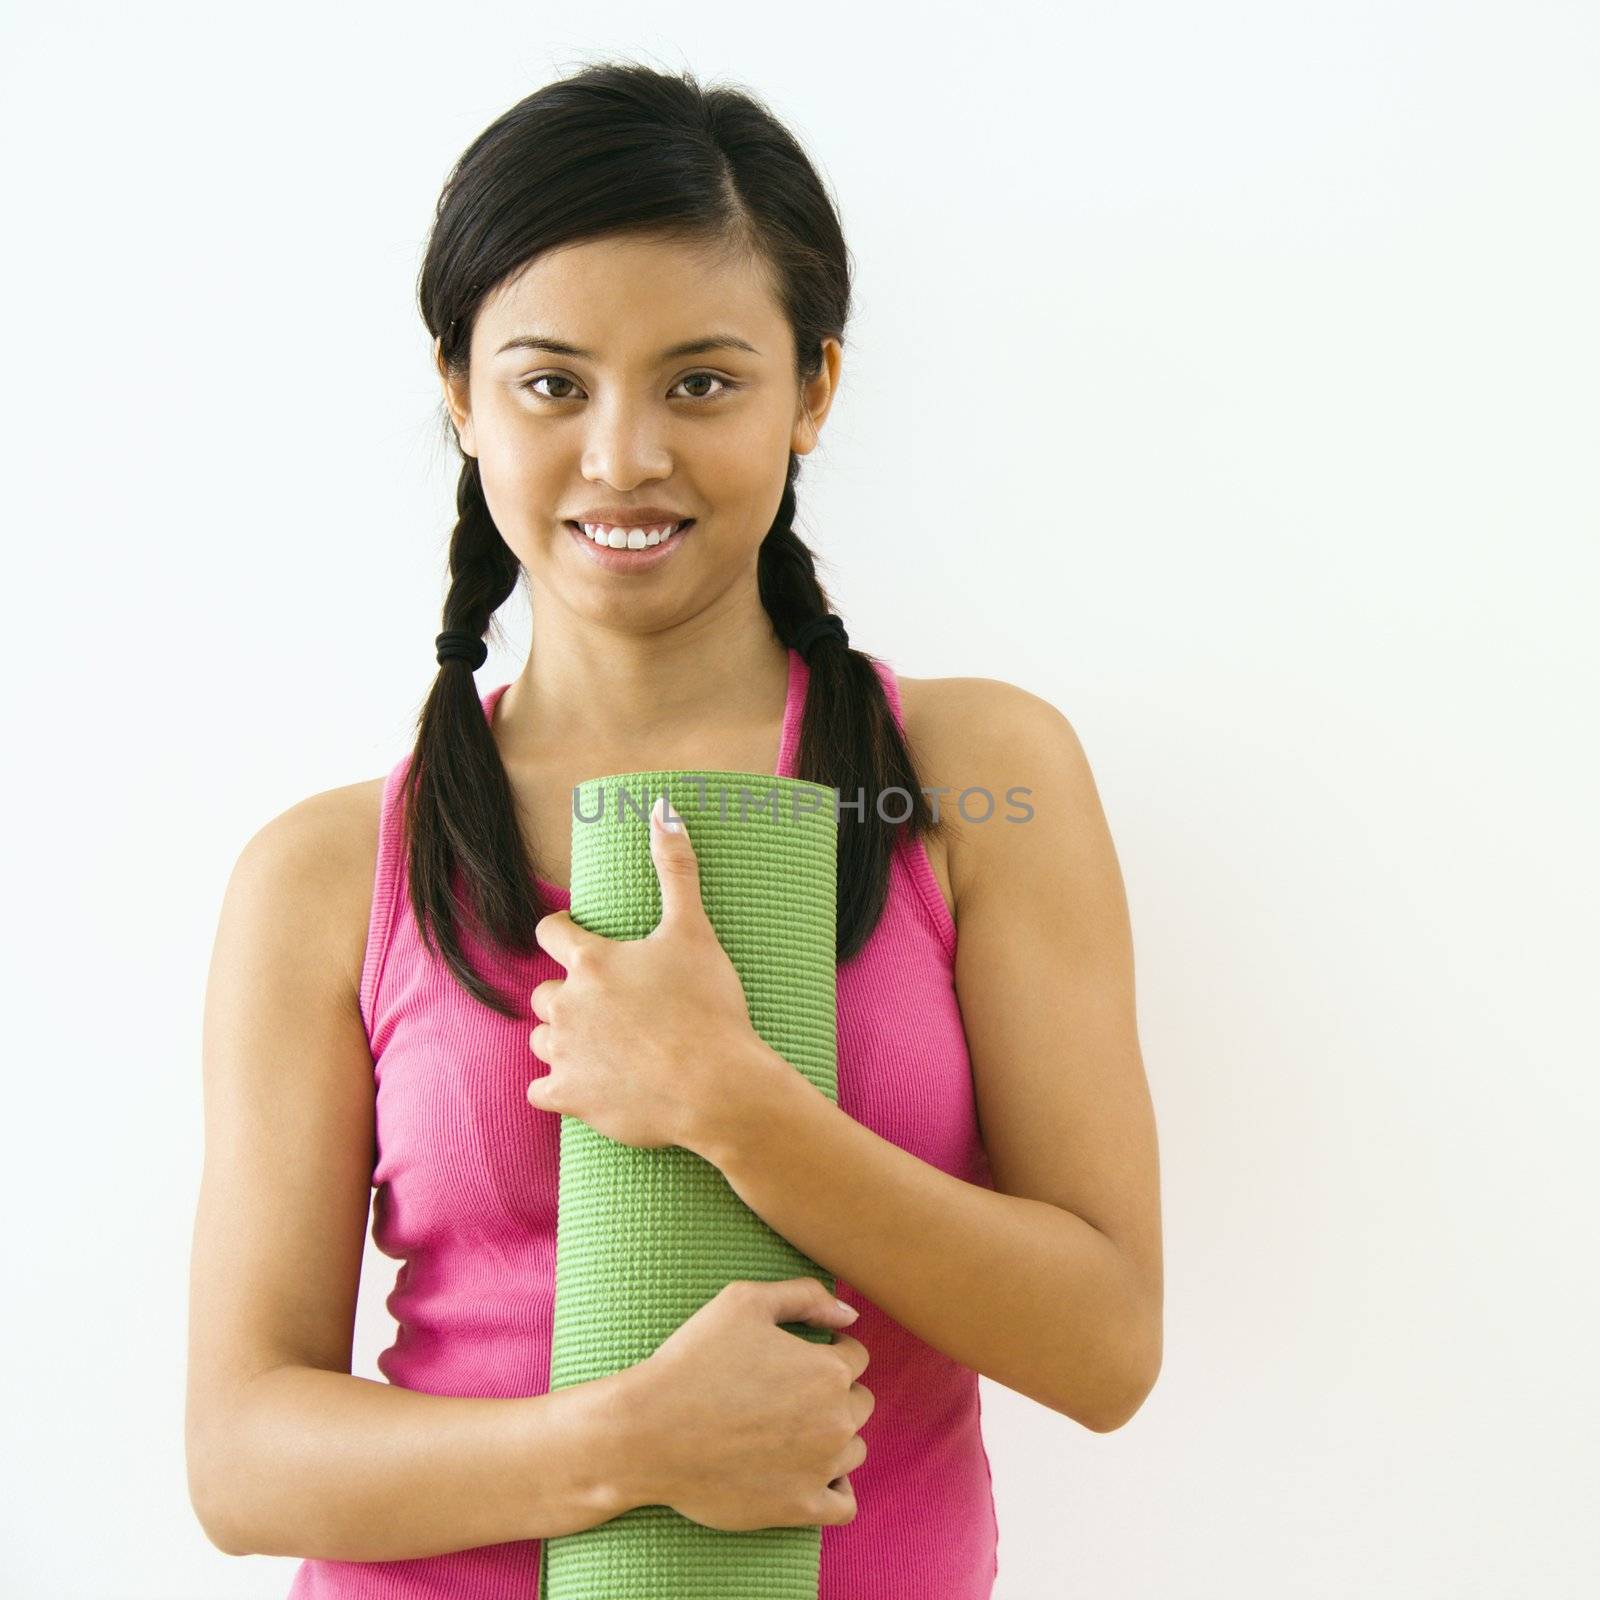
left=765, top=1276, right=859, bottom=1328
left=649, top=792, right=704, bottom=921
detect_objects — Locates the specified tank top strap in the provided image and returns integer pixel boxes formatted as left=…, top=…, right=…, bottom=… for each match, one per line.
left=872, top=654, right=957, bottom=960
left=869, top=653, right=906, bottom=732
left=787, top=646, right=952, bottom=955
left=782, top=647, right=911, bottom=759
left=360, top=751, right=413, bottom=1043
left=779, top=647, right=905, bottom=766
left=775, top=646, right=808, bottom=778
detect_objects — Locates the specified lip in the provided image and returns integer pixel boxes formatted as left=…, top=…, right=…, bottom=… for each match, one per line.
left=566, top=517, right=694, bottom=573
left=569, top=506, right=691, bottom=527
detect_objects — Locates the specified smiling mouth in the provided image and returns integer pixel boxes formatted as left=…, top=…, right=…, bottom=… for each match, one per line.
left=566, top=518, right=695, bottom=550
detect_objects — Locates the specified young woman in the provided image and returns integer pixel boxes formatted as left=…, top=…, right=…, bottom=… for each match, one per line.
left=187, top=59, right=1162, bottom=1599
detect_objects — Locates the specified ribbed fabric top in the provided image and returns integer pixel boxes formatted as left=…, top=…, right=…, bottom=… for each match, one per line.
left=288, top=649, right=1000, bottom=1599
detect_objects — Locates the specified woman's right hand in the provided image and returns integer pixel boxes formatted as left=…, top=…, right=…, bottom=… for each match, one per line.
left=628, top=1277, right=874, bottom=1532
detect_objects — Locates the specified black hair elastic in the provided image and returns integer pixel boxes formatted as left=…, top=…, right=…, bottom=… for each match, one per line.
left=435, top=630, right=488, bottom=670
left=793, top=612, right=849, bottom=661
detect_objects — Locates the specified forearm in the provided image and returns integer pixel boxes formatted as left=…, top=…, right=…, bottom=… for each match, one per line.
left=199, top=1362, right=644, bottom=1560
left=694, top=1045, right=1154, bottom=1430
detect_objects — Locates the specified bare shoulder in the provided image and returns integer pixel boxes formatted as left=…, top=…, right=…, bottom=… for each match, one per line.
left=229, top=776, right=389, bottom=1007
left=892, top=673, right=1098, bottom=914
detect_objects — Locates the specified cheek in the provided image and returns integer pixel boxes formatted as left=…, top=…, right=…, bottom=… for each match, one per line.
left=474, top=437, right=564, bottom=549
left=691, top=411, right=788, bottom=496
left=472, top=458, right=534, bottom=553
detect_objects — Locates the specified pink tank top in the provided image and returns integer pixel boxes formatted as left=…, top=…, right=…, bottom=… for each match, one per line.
left=288, top=649, right=1000, bottom=1598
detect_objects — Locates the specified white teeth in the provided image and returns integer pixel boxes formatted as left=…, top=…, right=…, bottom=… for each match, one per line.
left=580, top=520, right=684, bottom=549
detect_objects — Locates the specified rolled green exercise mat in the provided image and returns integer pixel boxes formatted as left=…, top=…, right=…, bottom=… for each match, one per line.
left=539, top=768, right=842, bottom=1599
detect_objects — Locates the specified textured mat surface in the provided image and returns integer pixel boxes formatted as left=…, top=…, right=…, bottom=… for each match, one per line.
left=540, top=768, right=841, bottom=1598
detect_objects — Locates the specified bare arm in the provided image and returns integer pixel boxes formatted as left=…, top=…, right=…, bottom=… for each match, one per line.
left=186, top=787, right=657, bottom=1559
left=209, top=1363, right=650, bottom=1559
left=693, top=680, right=1163, bottom=1431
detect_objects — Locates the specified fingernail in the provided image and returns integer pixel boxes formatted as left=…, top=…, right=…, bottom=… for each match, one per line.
left=654, top=794, right=683, bottom=832
left=835, top=1299, right=857, bottom=1319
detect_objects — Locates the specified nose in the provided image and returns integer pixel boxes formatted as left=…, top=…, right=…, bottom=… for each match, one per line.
left=580, top=394, right=673, bottom=488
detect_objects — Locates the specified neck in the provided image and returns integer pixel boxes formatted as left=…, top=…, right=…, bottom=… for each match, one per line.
left=492, top=604, right=790, bottom=761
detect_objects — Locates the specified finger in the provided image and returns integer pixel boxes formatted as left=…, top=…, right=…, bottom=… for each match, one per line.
left=649, top=792, right=704, bottom=924
left=534, top=908, right=598, bottom=966
left=529, top=976, right=564, bottom=1019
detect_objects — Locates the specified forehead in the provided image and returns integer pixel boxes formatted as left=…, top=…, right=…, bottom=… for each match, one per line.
left=479, top=233, right=785, bottom=360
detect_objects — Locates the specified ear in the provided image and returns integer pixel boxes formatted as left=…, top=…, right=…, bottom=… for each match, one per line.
left=792, top=336, right=842, bottom=456
left=436, top=336, right=477, bottom=458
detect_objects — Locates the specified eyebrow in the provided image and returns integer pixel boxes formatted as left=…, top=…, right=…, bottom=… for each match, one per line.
left=494, top=332, right=762, bottom=361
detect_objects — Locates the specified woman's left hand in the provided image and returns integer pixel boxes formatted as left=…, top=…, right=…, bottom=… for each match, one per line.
left=526, top=794, right=765, bottom=1154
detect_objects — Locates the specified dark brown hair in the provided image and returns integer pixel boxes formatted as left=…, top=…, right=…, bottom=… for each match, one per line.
left=409, top=59, right=944, bottom=1016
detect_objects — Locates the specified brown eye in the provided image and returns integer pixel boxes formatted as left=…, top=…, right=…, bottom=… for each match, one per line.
left=673, top=372, right=739, bottom=400
left=523, top=374, right=581, bottom=400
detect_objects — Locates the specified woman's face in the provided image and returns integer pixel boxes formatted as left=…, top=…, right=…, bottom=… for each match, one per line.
left=439, top=232, right=840, bottom=629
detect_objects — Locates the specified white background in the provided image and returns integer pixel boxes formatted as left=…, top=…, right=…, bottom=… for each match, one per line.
left=2, top=2, right=1596, bottom=1595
